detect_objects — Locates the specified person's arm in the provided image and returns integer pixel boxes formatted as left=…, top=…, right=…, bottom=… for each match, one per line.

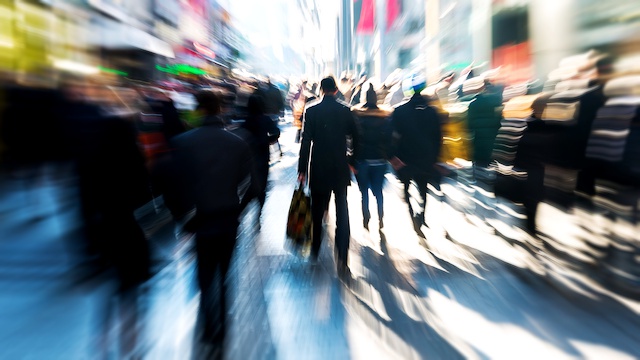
left=432, top=108, right=443, bottom=162
left=276, top=88, right=285, bottom=113
left=389, top=110, right=405, bottom=169
left=266, top=115, right=281, bottom=144
left=382, top=116, right=393, bottom=160
left=237, top=142, right=256, bottom=209
left=297, top=108, right=314, bottom=181
left=347, top=109, right=360, bottom=168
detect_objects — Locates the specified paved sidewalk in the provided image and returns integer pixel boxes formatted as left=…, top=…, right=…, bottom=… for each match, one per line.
left=1, top=123, right=639, bottom=359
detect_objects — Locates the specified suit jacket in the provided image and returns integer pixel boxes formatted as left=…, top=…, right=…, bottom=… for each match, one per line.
left=298, top=95, right=359, bottom=192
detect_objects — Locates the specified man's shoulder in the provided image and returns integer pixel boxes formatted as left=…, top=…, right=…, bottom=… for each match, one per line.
left=335, top=98, right=351, bottom=108
left=304, top=97, right=322, bottom=111
left=393, top=98, right=411, bottom=111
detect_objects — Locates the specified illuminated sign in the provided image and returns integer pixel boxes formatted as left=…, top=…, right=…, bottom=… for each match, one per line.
left=193, top=42, right=216, bottom=59
left=156, top=64, right=207, bottom=75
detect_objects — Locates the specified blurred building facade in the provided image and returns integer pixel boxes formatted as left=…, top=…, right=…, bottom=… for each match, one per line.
left=337, top=0, right=640, bottom=84
left=0, top=0, right=243, bottom=84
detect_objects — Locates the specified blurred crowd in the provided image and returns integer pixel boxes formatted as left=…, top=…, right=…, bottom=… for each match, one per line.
left=0, top=71, right=288, bottom=359
left=1, top=43, right=640, bottom=358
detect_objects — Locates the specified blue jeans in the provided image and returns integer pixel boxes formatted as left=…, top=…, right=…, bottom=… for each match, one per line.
left=355, top=162, right=386, bottom=222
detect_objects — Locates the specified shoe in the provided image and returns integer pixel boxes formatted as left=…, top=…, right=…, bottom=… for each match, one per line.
left=379, top=218, right=384, bottom=229
left=336, top=258, right=349, bottom=279
left=363, top=216, right=370, bottom=230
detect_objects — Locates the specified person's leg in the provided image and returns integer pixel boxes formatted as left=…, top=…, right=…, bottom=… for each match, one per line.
left=195, top=234, right=217, bottom=340
left=333, top=186, right=350, bottom=270
left=212, top=230, right=238, bottom=352
left=397, top=167, right=414, bottom=218
left=355, top=162, right=371, bottom=227
left=415, top=174, right=428, bottom=225
left=310, top=190, right=331, bottom=260
left=257, top=166, right=269, bottom=213
left=370, top=164, right=386, bottom=226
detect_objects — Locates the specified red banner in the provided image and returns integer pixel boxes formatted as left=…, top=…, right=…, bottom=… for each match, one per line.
left=356, top=0, right=375, bottom=34
left=387, top=0, right=400, bottom=31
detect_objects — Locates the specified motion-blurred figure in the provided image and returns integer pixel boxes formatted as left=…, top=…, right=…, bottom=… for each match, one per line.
left=390, top=76, right=443, bottom=236
left=298, top=77, right=360, bottom=276
left=1, top=83, right=67, bottom=179
left=291, top=80, right=308, bottom=143
left=351, top=84, right=393, bottom=230
left=61, top=79, right=152, bottom=359
left=253, top=78, right=283, bottom=158
left=242, top=94, right=281, bottom=219
left=171, top=91, right=254, bottom=359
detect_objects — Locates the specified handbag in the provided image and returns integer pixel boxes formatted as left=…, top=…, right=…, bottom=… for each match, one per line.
left=285, top=181, right=313, bottom=256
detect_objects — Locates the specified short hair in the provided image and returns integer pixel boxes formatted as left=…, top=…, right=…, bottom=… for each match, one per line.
left=195, top=90, right=221, bottom=114
left=320, top=76, right=337, bottom=93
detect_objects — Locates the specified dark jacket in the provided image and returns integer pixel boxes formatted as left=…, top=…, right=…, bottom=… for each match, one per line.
left=143, top=96, right=186, bottom=141
left=171, top=116, right=254, bottom=219
left=256, top=84, right=285, bottom=115
left=466, top=91, right=503, bottom=167
left=351, top=105, right=393, bottom=161
left=64, top=102, right=151, bottom=214
left=391, top=94, right=442, bottom=171
left=242, top=114, right=280, bottom=168
left=298, top=95, right=360, bottom=192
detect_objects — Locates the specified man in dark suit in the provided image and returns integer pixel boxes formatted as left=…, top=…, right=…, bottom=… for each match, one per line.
left=298, top=76, right=360, bottom=275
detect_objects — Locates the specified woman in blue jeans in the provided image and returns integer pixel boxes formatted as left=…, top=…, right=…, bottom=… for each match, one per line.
left=351, top=84, right=393, bottom=230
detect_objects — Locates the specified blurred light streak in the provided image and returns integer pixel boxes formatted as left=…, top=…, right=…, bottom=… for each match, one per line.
left=52, top=59, right=99, bottom=75
left=98, top=66, right=128, bottom=76
left=0, top=39, right=14, bottom=48
left=440, top=2, right=457, bottom=19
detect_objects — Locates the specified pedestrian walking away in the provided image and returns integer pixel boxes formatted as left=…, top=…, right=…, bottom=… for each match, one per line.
left=389, top=75, right=443, bottom=237
left=242, top=93, right=281, bottom=219
left=170, top=90, right=256, bottom=359
left=351, top=83, right=393, bottom=231
left=298, top=76, right=360, bottom=276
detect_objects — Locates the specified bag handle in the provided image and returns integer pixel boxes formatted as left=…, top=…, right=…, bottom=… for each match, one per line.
left=296, top=175, right=310, bottom=194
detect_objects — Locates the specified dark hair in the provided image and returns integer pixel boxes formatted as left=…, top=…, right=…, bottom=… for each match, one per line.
left=365, top=83, right=378, bottom=108
left=320, top=76, right=337, bottom=93
left=247, top=94, right=265, bottom=116
left=196, top=90, right=221, bottom=115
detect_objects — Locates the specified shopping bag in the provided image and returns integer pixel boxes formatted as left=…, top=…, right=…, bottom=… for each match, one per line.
left=285, top=183, right=313, bottom=256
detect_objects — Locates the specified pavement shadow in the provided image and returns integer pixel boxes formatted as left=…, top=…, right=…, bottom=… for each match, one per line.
left=406, top=243, right=640, bottom=358
left=338, top=230, right=473, bottom=359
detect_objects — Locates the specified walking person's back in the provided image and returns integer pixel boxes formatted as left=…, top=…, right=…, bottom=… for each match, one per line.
left=390, top=76, right=443, bottom=235
left=170, top=91, right=254, bottom=359
left=241, top=94, right=281, bottom=220
left=351, top=84, right=393, bottom=230
left=298, top=76, right=360, bottom=276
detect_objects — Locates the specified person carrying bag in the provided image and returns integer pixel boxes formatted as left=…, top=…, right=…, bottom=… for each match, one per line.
left=286, top=179, right=313, bottom=257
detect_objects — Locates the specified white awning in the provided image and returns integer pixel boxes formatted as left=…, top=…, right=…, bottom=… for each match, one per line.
left=88, top=17, right=175, bottom=58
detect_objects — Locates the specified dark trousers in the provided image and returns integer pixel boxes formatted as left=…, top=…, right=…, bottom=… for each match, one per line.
left=355, top=162, right=386, bottom=222
left=194, top=220, right=238, bottom=348
left=311, top=186, right=350, bottom=262
left=397, top=166, right=430, bottom=223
